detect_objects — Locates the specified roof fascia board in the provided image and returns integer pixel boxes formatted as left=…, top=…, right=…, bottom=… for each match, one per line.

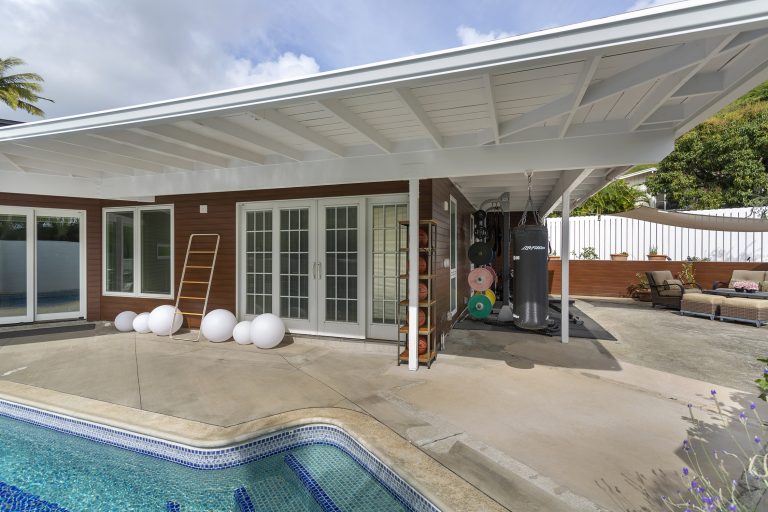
left=0, top=0, right=765, bottom=142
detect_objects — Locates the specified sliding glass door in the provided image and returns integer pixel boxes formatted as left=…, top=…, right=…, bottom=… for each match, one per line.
left=0, top=207, right=85, bottom=325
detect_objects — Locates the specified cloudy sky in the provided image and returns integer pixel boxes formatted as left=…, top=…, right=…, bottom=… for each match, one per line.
left=0, top=0, right=678, bottom=122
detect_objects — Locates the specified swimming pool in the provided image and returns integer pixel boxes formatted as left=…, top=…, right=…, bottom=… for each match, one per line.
left=0, top=400, right=438, bottom=511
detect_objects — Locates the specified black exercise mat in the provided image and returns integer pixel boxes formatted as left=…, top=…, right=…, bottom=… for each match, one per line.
left=454, top=305, right=616, bottom=341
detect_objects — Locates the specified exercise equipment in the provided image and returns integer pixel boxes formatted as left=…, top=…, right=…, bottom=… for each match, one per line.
left=468, top=241, right=493, bottom=266
left=512, top=175, right=549, bottom=330
left=468, top=292, right=494, bottom=319
left=468, top=266, right=495, bottom=292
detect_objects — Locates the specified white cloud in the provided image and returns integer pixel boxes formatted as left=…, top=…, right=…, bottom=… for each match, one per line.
left=0, top=0, right=320, bottom=122
left=626, top=0, right=683, bottom=12
left=457, top=25, right=515, bottom=46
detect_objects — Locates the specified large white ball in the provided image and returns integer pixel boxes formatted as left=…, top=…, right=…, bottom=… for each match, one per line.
left=148, top=305, right=183, bottom=336
left=132, top=312, right=151, bottom=333
left=232, top=321, right=253, bottom=345
left=250, top=313, right=285, bottom=349
left=201, top=309, right=237, bottom=343
left=114, top=311, right=137, bottom=332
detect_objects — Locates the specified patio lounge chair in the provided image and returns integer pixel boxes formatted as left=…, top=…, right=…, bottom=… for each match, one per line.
left=712, top=270, right=767, bottom=290
left=646, top=271, right=702, bottom=310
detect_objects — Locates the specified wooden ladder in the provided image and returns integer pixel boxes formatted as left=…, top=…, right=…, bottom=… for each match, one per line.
left=170, top=234, right=220, bottom=342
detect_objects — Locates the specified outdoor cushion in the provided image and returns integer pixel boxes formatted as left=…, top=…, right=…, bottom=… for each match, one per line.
left=721, top=297, right=768, bottom=323
left=682, top=293, right=724, bottom=317
left=660, top=279, right=684, bottom=297
left=649, top=271, right=674, bottom=286
left=729, top=270, right=767, bottom=287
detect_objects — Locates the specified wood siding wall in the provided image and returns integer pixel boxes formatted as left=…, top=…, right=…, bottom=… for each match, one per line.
left=424, top=179, right=474, bottom=339
left=547, top=260, right=768, bottom=297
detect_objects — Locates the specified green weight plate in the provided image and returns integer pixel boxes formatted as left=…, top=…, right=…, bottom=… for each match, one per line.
left=468, top=293, right=493, bottom=319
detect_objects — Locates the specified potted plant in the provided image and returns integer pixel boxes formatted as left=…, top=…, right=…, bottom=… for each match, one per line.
left=733, top=281, right=758, bottom=293
left=548, top=249, right=560, bottom=261
left=610, top=251, right=629, bottom=261
left=647, top=246, right=667, bottom=261
left=628, top=272, right=651, bottom=301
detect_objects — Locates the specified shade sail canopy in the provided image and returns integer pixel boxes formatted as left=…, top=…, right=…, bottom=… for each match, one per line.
left=0, top=0, right=767, bottom=211
left=612, top=206, right=768, bottom=231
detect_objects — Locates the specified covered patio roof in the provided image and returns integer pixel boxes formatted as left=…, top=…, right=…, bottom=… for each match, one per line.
left=1, top=0, right=768, bottom=212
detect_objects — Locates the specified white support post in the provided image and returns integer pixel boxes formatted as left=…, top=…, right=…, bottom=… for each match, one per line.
left=408, top=179, right=420, bottom=370
left=560, top=190, right=570, bottom=344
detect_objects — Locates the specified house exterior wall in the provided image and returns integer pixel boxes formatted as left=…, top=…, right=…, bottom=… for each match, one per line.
left=1, top=179, right=475, bottom=339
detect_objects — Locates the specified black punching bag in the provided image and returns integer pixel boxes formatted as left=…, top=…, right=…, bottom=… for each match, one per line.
left=512, top=224, right=549, bottom=330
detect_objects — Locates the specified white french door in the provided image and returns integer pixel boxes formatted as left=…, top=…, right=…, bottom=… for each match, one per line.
left=240, top=198, right=365, bottom=338
left=0, top=206, right=86, bottom=325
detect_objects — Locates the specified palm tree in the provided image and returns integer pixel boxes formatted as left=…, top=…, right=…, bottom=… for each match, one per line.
left=0, top=57, right=52, bottom=117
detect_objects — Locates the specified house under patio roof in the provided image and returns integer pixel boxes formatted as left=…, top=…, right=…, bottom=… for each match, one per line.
left=1, top=0, right=767, bottom=368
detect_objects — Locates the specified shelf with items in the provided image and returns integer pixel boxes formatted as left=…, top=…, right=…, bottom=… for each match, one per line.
left=396, top=220, right=438, bottom=369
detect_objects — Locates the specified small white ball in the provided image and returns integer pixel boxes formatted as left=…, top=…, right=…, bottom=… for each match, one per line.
left=250, top=313, right=285, bottom=349
left=201, top=309, right=237, bottom=343
left=148, top=305, right=183, bottom=336
left=232, top=321, right=253, bottom=345
left=132, top=312, right=151, bottom=333
left=114, top=311, right=137, bottom=332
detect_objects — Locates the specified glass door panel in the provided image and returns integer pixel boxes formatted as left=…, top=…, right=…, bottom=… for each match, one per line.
left=36, top=212, right=84, bottom=320
left=277, top=205, right=314, bottom=332
left=0, top=211, right=33, bottom=324
left=244, top=210, right=273, bottom=316
left=367, top=201, right=407, bottom=340
left=318, top=201, right=365, bottom=338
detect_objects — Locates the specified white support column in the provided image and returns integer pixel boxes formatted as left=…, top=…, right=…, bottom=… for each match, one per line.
left=561, top=190, right=571, bottom=344
left=408, top=179, right=420, bottom=370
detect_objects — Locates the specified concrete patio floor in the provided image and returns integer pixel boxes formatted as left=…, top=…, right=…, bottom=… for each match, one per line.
left=0, top=300, right=764, bottom=512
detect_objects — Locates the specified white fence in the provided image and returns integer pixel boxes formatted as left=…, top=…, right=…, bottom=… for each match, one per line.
left=546, top=207, right=768, bottom=262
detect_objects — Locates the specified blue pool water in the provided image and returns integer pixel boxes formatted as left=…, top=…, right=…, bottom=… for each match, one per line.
left=0, top=414, right=408, bottom=511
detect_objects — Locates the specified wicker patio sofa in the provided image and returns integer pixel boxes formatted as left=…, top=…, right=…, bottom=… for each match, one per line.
left=713, top=270, right=768, bottom=290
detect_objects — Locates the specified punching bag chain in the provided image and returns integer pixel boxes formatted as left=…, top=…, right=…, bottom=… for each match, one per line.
left=518, top=172, right=542, bottom=227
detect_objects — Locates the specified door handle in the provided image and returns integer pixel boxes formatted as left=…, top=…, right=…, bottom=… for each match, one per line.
left=312, top=262, right=317, bottom=279
left=317, top=261, right=322, bottom=279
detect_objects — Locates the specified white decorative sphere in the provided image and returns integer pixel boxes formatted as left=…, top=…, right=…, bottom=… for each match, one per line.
left=148, top=305, right=183, bottom=335
left=232, top=321, right=253, bottom=345
left=132, top=312, right=151, bottom=333
left=114, top=311, right=137, bottom=332
left=201, top=309, right=237, bottom=343
left=250, top=313, right=285, bottom=349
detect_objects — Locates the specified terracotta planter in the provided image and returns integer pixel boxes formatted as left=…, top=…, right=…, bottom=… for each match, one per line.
left=610, top=254, right=628, bottom=261
left=647, top=254, right=667, bottom=261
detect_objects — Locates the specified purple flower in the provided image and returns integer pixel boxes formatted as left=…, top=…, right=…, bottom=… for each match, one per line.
left=711, top=389, right=717, bottom=396
left=755, top=436, right=761, bottom=444
left=751, top=402, right=757, bottom=410
left=740, top=411, right=747, bottom=420
left=687, top=403, right=693, bottom=408
left=703, top=497, right=713, bottom=504
left=691, top=480, right=698, bottom=489
left=729, top=504, right=737, bottom=511
left=683, top=467, right=689, bottom=476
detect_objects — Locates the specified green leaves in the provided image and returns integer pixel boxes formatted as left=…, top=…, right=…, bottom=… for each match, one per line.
left=0, top=56, right=52, bottom=117
left=646, top=86, right=768, bottom=210
left=756, top=357, right=768, bottom=401
left=572, top=179, right=648, bottom=216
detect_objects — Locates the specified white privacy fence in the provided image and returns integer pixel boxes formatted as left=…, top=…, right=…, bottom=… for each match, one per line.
left=546, top=207, right=768, bottom=262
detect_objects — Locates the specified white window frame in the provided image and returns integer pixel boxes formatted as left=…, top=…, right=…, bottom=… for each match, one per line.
left=449, top=195, right=458, bottom=317
left=102, top=204, right=174, bottom=299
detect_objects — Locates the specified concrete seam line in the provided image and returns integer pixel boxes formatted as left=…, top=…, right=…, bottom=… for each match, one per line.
left=378, top=388, right=607, bottom=512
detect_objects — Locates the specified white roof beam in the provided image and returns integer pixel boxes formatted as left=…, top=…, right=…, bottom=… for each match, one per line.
left=0, top=169, right=102, bottom=197
left=0, top=143, right=135, bottom=176
left=671, top=71, right=726, bottom=97
left=318, top=99, right=392, bottom=153
left=4, top=154, right=106, bottom=179
left=140, top=125, right=266, bottom=165
left=676, top=37, right=768, bottom=135
left=99, top=130, right=672, bottom=199
left=629, top=34, right=737, bottom=130
left=392, top=88, right=443, bottom=149
left=559, top=55, right=602, bottom=139
left=722, top=27, right=768, bottom=52
left=256, top=109, right=345, bottom=157
left=13, top=138, right=164, bottom=173
left=481, top=74, right=500, bottom=145
left=570, top=166, right=633, bottom=210
left=0, top=152, right=23, bottom=172
left=197, top=117, right=304, bottom=161
left=62, top=134, right=197, bottom=171
left=541, top=168, right=594, bottom=217
left=643, top=104, right=687, bottom=124
left=580, top=39, right=713, bottom=106
left=99, top=130, right=230, bottom=168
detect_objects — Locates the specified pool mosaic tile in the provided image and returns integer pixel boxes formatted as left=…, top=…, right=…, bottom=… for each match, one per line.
left=0, top=399, right=438, bottom=512
left=285, top=453, right=342, bottom=512
left=0, top=481, right=69, bottom=512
